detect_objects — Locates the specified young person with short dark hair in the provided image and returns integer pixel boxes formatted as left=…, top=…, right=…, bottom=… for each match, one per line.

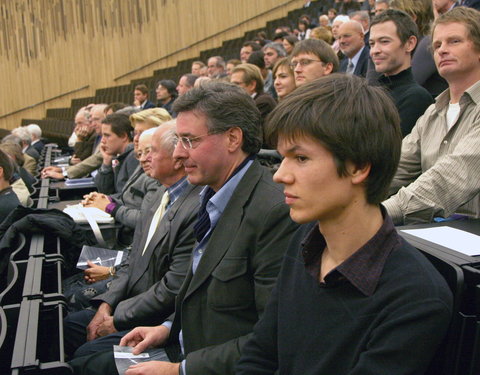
left=235, top=74, right=453, bottom=375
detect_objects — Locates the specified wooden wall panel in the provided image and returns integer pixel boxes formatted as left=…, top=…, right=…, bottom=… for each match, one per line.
left=0, top=0, right=302, bottom=130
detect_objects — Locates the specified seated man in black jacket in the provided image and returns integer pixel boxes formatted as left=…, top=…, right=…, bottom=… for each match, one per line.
left=236, top=74, right=453, bottom=375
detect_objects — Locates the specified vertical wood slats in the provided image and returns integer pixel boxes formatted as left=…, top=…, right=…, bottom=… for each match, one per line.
left=0, top=0, right=302, bottom=130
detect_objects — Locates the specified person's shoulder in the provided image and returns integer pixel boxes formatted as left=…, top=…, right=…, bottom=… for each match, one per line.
left=381, top=236, right=452, bottom=303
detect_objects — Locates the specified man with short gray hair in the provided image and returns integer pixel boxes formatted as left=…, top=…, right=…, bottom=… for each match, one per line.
left=26, top=124, right=44, bottom=153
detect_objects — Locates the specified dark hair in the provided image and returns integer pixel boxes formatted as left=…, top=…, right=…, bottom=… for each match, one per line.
left=134, top=84, right=149, bottom=95
left=181, top=74, right=199, bottom=88
left=242, top=41, right=262, bottom=51
left=371, top=9, right=419, bottom=54
left=157, top=79, right=178, bottom=99
left=102, top=113, right=134, bottom=141
left=431, top=6, right=480, bottom=52
left=265, top=73, right=402, bottom=204
left=273, top=31, right=289, bottom=41
left=247, top=50, right=266, bottom=70
left=173, top=81, right=262, bottom=154
left=105, top=102, right=128, bottom=114
left=0, top=149, right=14, bottom=181
left=291, top=39, right=340, bottom=72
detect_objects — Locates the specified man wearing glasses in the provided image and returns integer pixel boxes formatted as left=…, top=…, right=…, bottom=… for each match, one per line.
left=69, top=82, right=298, bottom=375
left=289, top=39, right=339, bottom=86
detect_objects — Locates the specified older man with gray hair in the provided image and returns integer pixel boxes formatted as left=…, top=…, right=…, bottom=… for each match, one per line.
left=26, top=124, right=44, bottom=153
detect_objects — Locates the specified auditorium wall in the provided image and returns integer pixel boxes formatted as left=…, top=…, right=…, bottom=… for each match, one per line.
left=0, top=0, right=302, bottom=130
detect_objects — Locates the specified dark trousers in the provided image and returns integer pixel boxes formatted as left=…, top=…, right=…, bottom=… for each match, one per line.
left=63, top=308, right=130, bottom=358
left=69, top=347, right=171, bottom=375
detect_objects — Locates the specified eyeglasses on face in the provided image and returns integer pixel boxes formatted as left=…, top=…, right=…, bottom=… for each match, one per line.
left=289, top=58, right=322, bottom=69
left=135, top=146, right=151, bottom=159
left=174, top=131, right=222, bottom=150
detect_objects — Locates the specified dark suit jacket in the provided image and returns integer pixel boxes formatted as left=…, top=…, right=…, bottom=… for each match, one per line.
left=462, top=0, right=480, bottom=9
left=31, top=140, right=44, bottom=154
left=25, top=145, right=40, bottom=161
left=92, top=183, right=202, bottom=331
left=141, top=100, right=156, bottom=109
left=165, top=160, right=298, bottom=375
left=339, top=46, right=370, bottom=78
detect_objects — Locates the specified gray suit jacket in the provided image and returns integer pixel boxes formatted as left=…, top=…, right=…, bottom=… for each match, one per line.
left=92, top=182, right=202, bottom=331
left=165, top=160, right=298, bottom=375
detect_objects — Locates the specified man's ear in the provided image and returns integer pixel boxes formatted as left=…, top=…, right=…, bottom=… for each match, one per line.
left=173, top=158, right=184, bottom=171
left=324, top=62, right=334, bottom=75
left=0, top=167, right=4, bottom=181
left=404, top=35, right=417, bottom=54
left=226, top=127, right=243, bottom=153
left=347, top=162, right=371, bottom=185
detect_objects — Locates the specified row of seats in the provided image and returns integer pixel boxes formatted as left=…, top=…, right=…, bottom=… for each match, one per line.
left=0, top=145, right=73, bottom=374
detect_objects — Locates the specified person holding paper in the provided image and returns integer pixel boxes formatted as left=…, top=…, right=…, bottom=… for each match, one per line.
left=64, top=122, right=202, bottom=359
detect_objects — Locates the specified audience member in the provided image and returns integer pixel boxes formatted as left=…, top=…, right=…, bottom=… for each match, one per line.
left=383, top=7, right=480, bottom=224
left=42, top=105, right=107, bottom=180
left=0, top=143, right=35, bottom=194
left=282, top=34, right=298, bottom=54
left=176, top=74, right=198, bottom=96
left=391, top=0, right=448, bottom=97
left=11, top=126, right=39, bottom=161
left=155, top=80, right=178, bottom=117
left=68, top=106, right=92, bottom=148
left=94, top=113, right=138, bottom=195
left=236, top=73, right=453, bottom=375
left=310, top=26, right=334, bottom=44
left=26, top=123, right=44, bottom=153
left=433, top=0, right=457, bottom=16
left=273, top=57, right=296, bottom=101
left=72, top=104, right=106, bottom=162
left=0, top=149, right=21, bottom=223
left=240, top=41, right=262, bottom=63
left=231, top=63, right=277, bottom=127
left=65, top=123, right=201, bottom=358
left=327, top=7, right=338, bottom=25
left=191, top=61, right=206, bottom=76
left=350, top=9, right=371, bottom=43
left=263, top=42, right=287, bottom=70
left=247, top=50, right=276, bottom=98
left=375, top=0, right=391, bottom=15
left=84, top=108, right=171, bottom=244
left=297, top=18, right=311, bottom=40
left=226, top=59, right=241, bottom=76
left=334, top=0, right=361, bottom=14
left=69, top=81, right=297, bottom=375
left=338, top=20, right=370, bottom=77
left=331, top=14, right=351, bottom=53
left=133, top=84, right=155, bottom=109
left=319, top=14, right=330, bottom=27
left=370, top=9, right=433, bottom=136
left=206, top=56, right=226, bottom=78
left=2, top=134, right=37, bottom=176
left=290, top=38, right=339, bottom=86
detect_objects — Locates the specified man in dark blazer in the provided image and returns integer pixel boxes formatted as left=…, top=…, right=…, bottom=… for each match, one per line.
left=338, top=20, right=370, bottom=77
left=69, top=82, right=298, bottom=375
left=64, top=123, right=201, bottom=357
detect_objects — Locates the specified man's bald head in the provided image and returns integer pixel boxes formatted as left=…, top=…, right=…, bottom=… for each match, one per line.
left=338, top=21, right=366, bottom=58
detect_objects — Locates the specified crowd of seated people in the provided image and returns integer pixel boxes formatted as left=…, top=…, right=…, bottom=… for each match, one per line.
left=1, top=2, right=480, bottom=374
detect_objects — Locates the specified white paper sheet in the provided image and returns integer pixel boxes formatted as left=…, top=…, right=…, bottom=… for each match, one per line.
left=400, top=227, right=480, bottom=256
